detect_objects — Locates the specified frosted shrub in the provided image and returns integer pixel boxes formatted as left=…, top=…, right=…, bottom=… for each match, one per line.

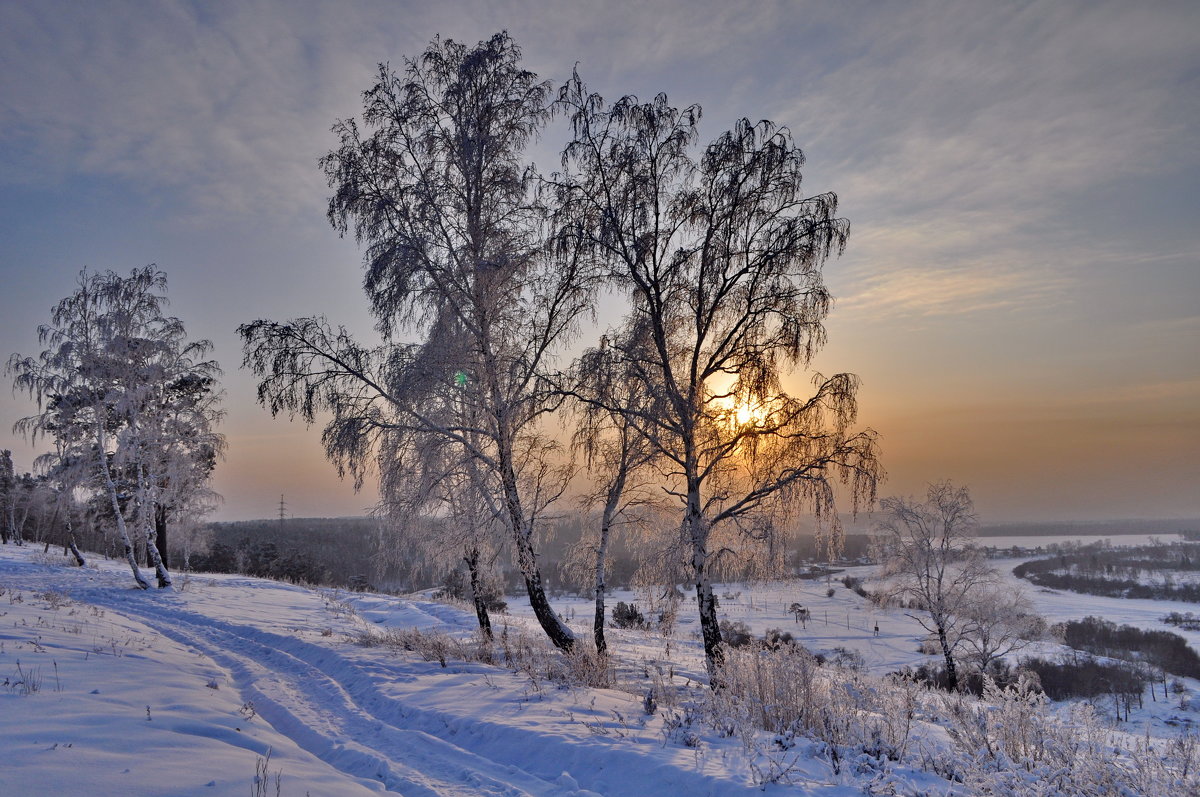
left=718, top=643, right=820, bottom=734
left=357, top=627, right=465, bottom=668
left=611, top=601, right=645, bottom=629
left=357, top=623, right=612, bottom=688
left=942, top=674, right=1200, bottom=794
left=560, top=642, right=615, bottom=689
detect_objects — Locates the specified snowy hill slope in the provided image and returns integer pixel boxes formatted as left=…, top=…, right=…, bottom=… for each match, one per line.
left=0, top=546, right=891, bottom=795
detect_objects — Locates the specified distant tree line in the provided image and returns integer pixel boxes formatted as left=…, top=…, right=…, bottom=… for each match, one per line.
left=1013, top=542, right=1200, bottom=602
left=186, top=517, right=404, bottom=590
left=977, top=519, right=1199, bottom=538
left=179, top=510, right=857, bottom=598
left=1053, top=616, right=1200, bottom=680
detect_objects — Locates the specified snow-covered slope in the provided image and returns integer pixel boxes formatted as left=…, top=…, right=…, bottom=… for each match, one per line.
left=0, top=546, right=883, bottom=795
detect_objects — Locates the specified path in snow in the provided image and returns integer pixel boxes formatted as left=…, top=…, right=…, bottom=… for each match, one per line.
left=70, top=588, right=575, bottom=796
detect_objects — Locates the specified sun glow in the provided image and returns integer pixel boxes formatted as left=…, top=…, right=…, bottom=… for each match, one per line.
left=710, top=376, right=771, bottom=430
left=731, top=399, right=768, bottom=428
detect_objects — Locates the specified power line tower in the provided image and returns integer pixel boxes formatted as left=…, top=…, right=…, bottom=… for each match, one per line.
left=278, top=494, right=287, bottom=533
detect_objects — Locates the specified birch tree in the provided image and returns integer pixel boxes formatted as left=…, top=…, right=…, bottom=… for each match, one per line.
left=571, top=343, right=659, bottom=654
left=872, top=482, right=995, bottom=691
left=9, top=267, right=223, bottom=588
left=554, top=76, right=881, bottom=677
left=377, top=400, right=508, bottom=639
left=241, top=33, right=593, bottom=651
left=958, top=584, right=1044, bottom=673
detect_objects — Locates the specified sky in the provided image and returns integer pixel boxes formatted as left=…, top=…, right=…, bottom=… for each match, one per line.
left=1, top=0, right=1197, bottom=524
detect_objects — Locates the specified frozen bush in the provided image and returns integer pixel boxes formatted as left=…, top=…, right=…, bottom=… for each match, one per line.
left=611, top=601, right=645, bottom=629
left=718, top=619, right=754, bottom=648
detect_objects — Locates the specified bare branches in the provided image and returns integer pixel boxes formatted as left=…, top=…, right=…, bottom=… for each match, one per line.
left=246, top=33, right=591, bottom=652
left=554, top=73, right=880, bottom=677
left=873, top=482, right=1002, bottom=691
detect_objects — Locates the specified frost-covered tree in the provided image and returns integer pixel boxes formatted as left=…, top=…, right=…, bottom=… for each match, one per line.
left=241, top=33, right=593, bottom=652
left=958, top=584, right=1045, bottom=673
left=126, top=347, right=225, bottom=575
left=9, top=267, right=223, bottom=588
left=376, top=403, right=508, bottom=639
left=0, top=450, right=19, bottom=545
left=554, top=76, right=881, bottom=677
left=872, top=482, right=996, bottom=691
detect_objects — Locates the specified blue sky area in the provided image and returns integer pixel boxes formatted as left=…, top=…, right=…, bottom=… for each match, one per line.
left=1, top=0, right=1197, bottom=522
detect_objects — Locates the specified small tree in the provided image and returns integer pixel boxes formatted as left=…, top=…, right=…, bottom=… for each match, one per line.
left=872, top=482, right=995, bottom=691
left=959, top=583, right=1045, bottom=673
left=788, top=602, right=810, bottom=628
left=10, top=267, right=223, bottom=588
left=570, top=344, right=659, bottom=654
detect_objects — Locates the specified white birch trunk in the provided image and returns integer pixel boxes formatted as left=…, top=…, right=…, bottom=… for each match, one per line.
left=96, top=419, right=148, bottom=589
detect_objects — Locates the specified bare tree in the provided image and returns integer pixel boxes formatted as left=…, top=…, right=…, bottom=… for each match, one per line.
left=872, top=482, right=997, bottom=691
left=571, top=344, right=660, bottom=654
left=553, top=75, right=881, bottom=678
left=377, top=405, right=507, bottom=639
left=958, top=584, right=1045, bottom=674
left=241, top=33, right=593, bottom=652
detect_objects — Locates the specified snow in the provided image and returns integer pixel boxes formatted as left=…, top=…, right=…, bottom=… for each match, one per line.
left=6, top=539, right=1200, bottom=794
left=0, top=547, right=883, bottom=795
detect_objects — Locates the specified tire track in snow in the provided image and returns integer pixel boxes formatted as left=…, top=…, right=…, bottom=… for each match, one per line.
left=87, top=596, right=574, bottom=796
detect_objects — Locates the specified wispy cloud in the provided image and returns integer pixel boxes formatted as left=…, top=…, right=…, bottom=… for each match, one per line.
left=838, top=261, right=1069, bottom=319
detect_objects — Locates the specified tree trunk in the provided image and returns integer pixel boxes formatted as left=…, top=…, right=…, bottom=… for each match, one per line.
left=66, top=528, right=86, bottom=567
left=592, top=493, right=619, bottom=656
left=696, top=575, right=723, bottom=681
left=682, top=472, right=724, bottom=682
left=155, top=504, right=169, bottom=570
left=137, top=466, right=171, bottom=588
left=465, top=549, right=493, bottom=641
left=938, top=625, right=958, bottom=691
left=521, top=551, right=575, bottom=651
left=97, top=423, right=149, bottom=589
left=499, top=453, right=575, bottom=652
left=0, top=451, right=14, bottom=545
left=7, top=498, right=21, bottom=546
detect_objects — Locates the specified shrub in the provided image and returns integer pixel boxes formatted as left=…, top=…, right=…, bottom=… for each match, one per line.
left=840, top=576, right=870, bottom=598
left=1021, top=655, right=1148, bottom=701
left=611, top=601, right=646, bottom=629
left=827, top=647, right=865, bottom=672
left=719, top=619, right=754, bottom=648
left=761, top=628, right=798, bottom=650
left=902, top=661, right=1023, bottom=696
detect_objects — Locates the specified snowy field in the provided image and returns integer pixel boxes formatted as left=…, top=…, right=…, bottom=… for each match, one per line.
left=5, top=541, right=1200, bottom=795
left=2, top=545, right=947, bottom=795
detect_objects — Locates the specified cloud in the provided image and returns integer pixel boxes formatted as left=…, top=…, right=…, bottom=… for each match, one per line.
left=837, top=261, right=1068, bottom=319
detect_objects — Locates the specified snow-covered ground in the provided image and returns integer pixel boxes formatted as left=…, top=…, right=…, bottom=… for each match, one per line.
left=2, top=545, right=939, bottom=795
left=5, top=538, right=1200, bottom=795
left=513, top=552, right=1200, bottom=735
